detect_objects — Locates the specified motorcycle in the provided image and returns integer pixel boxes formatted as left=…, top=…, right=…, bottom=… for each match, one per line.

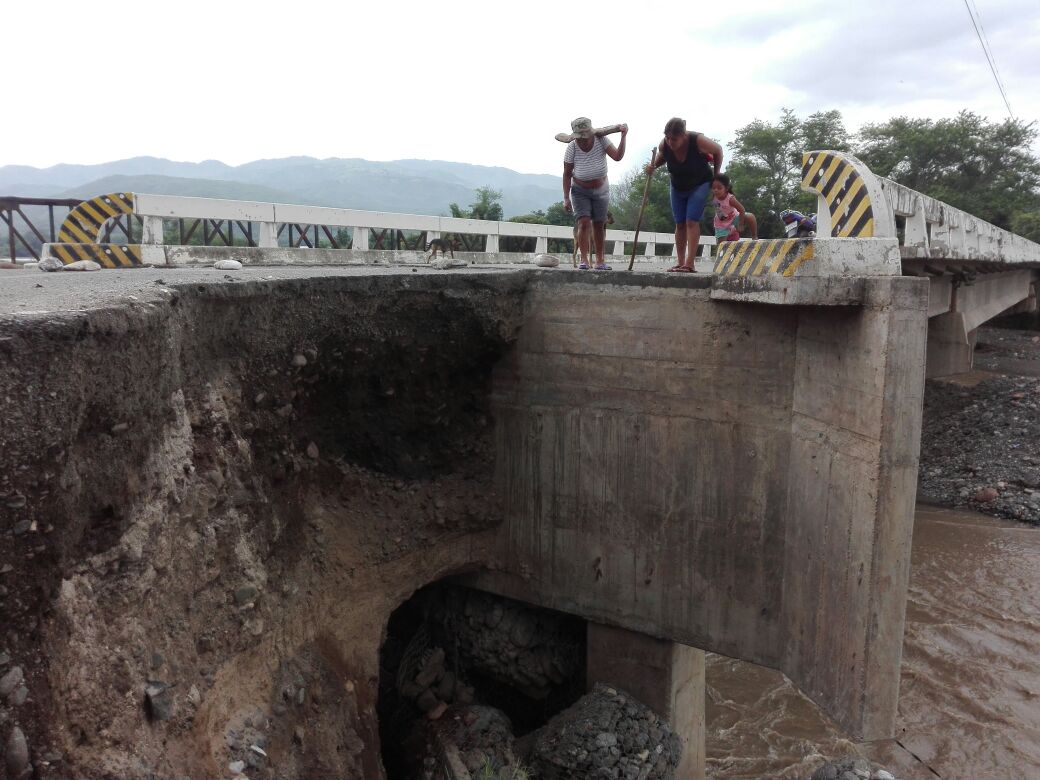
left=779, top=209, right=817, bottom=238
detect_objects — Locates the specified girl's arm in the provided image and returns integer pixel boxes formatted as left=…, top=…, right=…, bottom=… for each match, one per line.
left=730, top=195, right=747, bottom=230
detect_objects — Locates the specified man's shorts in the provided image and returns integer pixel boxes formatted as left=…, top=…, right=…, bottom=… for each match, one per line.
left=670, top=181, right=711, bottom=224
left=570, top=182, right=610, bottom=222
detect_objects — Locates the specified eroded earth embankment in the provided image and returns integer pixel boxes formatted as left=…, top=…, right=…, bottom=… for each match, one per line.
left=0, top=273, right=526, bottom=778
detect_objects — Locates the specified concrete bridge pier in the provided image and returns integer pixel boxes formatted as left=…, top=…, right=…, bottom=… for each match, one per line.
left=586, top=622, right=706, bottom=779
left=926, top=311, right=978, bottom=377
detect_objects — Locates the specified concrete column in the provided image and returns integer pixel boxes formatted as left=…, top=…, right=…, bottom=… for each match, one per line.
left=535, top=237, right=547, bottom=254
left=586, top=622, right=705, bottom=780
left=904, top=200, right=929, bottom=255
left=352, top=227, right=370, bottom=251
left=486, top=234, right=499, bottom=253
left=926, top=311, right=976, bottom=378
left=950, top=220, right=966, bottom=257
left=141, top=216, right=164, bottom=245
left=612, top=240, right=625, bottom=256
left=258, top=222, right=279, bottom=248
left=645, top=242, right=656, bottom=257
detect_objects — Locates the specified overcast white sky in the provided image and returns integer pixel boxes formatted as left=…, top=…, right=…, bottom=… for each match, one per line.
left=6, top=0, right=1039, bottom=178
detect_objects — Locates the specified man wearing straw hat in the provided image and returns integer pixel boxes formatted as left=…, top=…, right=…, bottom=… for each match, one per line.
left=562, top=117, right=627, bottom=270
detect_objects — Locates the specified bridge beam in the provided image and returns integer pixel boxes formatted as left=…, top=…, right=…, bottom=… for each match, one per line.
left=925, top=270, right=1034, bottom=378
left=954, top=270, right=1034, bottom=333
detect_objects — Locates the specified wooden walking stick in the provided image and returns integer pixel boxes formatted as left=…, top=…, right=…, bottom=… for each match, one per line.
left=628, top=149, right=657, bottom=271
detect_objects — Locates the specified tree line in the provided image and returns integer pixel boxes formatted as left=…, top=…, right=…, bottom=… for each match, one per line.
left=469, top=109, right=1040, bottom=245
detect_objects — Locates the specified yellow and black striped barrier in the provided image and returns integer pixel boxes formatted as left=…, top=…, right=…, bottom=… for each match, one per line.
left=801, top=152, right=875, bottom=238
left=49, top=192, right=144, bottom=268
left=712, top=238, right=814, bottom=277
left=57, top=192, right=134, bottom=243
left=48, top=242, right=143, bottom=267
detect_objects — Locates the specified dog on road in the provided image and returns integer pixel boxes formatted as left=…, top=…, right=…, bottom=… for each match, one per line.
left=425, top=237, right=458, bottom=261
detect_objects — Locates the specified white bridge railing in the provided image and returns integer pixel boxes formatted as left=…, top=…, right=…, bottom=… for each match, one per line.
left=878, top=177, right=1038, bottom=264
left=133, top=193, right=712, bottom=259
left=802, top=150, right=1040, bottom=265
left=49, top=152, right=1038, bottom=273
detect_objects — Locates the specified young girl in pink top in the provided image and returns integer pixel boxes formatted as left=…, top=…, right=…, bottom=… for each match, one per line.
left=711, top=174, right=758, bottom=241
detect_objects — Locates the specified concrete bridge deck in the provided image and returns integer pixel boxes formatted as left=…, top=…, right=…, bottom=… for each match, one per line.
left=0, top=262, right=714, bottom=317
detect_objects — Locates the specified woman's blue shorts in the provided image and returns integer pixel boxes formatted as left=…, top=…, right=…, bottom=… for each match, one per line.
left=670, top=181, right=711, bottom=224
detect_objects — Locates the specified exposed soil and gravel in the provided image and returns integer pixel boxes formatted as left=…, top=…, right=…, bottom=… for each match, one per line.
left=0, top=273, right=526, bottom=779
left=918, top=322, right=1040, bottom=524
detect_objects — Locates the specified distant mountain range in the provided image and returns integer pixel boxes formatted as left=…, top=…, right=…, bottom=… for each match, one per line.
left=0, top=156, right=562, bottom=218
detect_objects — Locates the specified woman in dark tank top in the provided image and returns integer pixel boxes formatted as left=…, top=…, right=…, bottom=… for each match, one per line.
left=662, top=132, right=714, bottom=192
left=646, top=117, right=724, bottom=272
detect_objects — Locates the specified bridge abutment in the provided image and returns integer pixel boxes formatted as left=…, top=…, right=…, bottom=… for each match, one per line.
left=470, top=271, right=929, bottom=740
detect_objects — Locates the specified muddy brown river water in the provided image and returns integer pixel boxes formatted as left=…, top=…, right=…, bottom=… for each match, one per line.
left=705, top=504, right=1040, bottom=779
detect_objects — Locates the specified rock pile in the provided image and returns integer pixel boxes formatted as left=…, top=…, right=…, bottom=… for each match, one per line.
left=426, top=705, right=520, bottom=778
left=433, top=587, right=583, bottom=699
left=523, top=684, right=682, bottom=779
left=397, top=626, right=476, bottom=721
left=918, top=373, right=1040, bottom=524
left=809, top=755, right=895, bottom=779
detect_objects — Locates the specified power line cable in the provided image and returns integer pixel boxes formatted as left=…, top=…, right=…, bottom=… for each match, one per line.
left=962, top=0, right=1015, bottom=119
left=970, top=0, right=1012, bottom=103
left=967, top=0, right=1014, bottom=118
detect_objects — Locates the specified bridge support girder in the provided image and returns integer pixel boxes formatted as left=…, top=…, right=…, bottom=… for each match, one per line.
left=925, top=270, right=1035, bottom=378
